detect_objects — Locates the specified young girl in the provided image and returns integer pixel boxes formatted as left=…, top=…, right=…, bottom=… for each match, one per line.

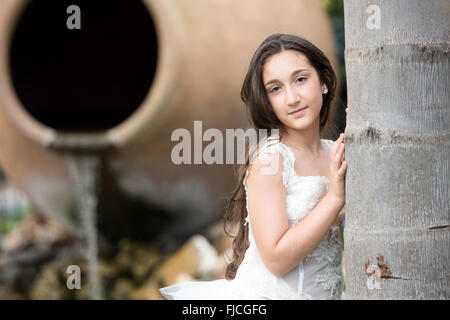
left=159, top=33, right=347, bottom=300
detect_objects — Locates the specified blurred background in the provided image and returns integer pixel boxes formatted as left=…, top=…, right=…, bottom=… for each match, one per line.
left=0, top=0, right=346, bottom=299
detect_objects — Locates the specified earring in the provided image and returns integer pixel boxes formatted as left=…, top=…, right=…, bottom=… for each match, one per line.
left=323, top=89, right=328, bottom=94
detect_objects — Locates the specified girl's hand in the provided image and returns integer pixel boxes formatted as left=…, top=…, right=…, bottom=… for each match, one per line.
left=328, top=133, right=347, bottom=204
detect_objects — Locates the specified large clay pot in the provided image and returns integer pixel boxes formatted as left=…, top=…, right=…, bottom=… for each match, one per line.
left=0, top=0, right=338, bottom=247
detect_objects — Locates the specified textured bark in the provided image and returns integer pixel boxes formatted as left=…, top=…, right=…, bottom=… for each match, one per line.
left=343, top=0, right=449, bottom=299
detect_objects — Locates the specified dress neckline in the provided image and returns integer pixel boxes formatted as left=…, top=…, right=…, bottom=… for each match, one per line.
left=278, top=138, right=330, bottom=183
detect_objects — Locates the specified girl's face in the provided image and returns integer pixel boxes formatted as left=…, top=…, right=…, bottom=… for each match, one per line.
left=262, top=50, right=326, bottom=132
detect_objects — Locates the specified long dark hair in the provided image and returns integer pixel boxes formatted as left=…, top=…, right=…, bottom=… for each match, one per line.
left=223, top=33, right=337, bottom=280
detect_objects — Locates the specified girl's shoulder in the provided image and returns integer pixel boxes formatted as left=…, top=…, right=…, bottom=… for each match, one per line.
left=248, top=135, right=285, bottom=165
left=322, top=138, right=335, bottom=147
left=246, top=135, right=294, bottom=188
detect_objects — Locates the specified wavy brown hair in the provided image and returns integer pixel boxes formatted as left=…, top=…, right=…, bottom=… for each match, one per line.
left=223, top=33, right=337, bottom=280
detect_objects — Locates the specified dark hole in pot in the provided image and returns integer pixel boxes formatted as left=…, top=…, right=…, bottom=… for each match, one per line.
left=9, top=0, right=158, bottom=131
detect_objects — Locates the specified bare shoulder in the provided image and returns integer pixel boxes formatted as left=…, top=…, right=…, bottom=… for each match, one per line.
left=246, top=144, right=284, bottom=187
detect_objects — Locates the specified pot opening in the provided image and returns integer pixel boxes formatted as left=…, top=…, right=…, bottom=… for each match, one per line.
left=9, top=0, right=158, bottom=132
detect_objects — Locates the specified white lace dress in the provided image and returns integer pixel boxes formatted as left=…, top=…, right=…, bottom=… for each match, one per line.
left=159, top=136, right=344, bottom=300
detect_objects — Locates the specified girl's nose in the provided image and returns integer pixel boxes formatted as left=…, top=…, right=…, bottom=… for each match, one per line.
left=286, top=86, right=300, bottom=106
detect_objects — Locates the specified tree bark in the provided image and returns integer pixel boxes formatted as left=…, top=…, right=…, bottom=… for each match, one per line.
left=343, top=0, right=449, bottom=299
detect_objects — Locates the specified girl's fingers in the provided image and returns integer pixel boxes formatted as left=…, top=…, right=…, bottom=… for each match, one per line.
left=332, top=134, right=344, bottom=154
left=338, top=160, right=347, bottom=176
left=332, top=145, right=344, bottom=174
left=331, top=132, right=347, bottom=177
left=335, top=142, right=345, bottom=162
left=332, top=136, right=341, bottom=151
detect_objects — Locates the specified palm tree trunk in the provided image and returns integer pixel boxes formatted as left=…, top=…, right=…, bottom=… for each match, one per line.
left=343, top=0, right=449, bottom=299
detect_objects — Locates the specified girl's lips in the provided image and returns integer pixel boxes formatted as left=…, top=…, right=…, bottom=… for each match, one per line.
left=289, top=106, right=308, bottom=116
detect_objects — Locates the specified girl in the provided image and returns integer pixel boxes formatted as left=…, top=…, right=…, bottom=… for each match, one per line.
left=159, top=33, right=347, bottom=300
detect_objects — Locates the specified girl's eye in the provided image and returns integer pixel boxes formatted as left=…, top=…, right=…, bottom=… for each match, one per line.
left=270, top=86, right=280, bottom=94
left=296, top=77, right=306, bottom=83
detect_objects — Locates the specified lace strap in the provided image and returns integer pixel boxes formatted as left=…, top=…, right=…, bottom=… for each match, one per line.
left=276, top=142, right=296, bottom=187
left=323, top=139, right=334, bottom=149
left=247, top=135, right=295, bottom=188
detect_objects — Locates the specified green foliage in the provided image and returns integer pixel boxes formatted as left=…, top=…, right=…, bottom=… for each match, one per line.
left=0, top=203, right=33, bottom=235
left=322, top=0, right=347, bottom=115
left=321, top=0, right=344, bottom=17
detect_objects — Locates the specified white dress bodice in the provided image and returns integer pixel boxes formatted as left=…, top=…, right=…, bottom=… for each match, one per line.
left=236, top=135, right=344, bottom=300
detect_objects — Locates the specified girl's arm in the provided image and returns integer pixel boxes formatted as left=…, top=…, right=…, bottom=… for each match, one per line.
left=269, top=191, right=344, bottom=277
left=246, top=135, right=346, bottom=278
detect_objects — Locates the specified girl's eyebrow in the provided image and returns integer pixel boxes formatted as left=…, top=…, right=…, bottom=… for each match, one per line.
left=264, top=69, right=309, bottom=87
